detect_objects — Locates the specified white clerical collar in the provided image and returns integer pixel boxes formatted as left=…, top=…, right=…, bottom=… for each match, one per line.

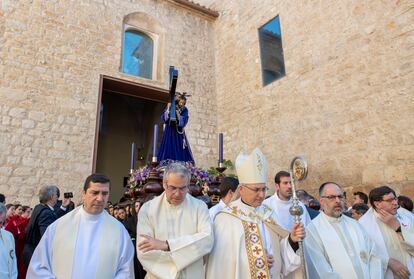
left=322, top=211, right=342, bottom=223
left=218, top=200, right=226, bottom=207
left=163, top=192, right=186, bottom=208
left=80, top=206, right=104, bottom=221
left=47, top=204, right=54, bottom=211
left=274, top=192, right=291, bottom=204
left=240, top=198, right=261, bottom=211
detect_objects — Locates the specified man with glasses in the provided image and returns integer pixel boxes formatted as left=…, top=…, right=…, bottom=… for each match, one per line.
left=137, top=162, right=213, bottom=278
left=206, top=148, right=305, bottom=279
left=0, top=203, right=17, bottom=279
left=360, top=186, right=414, bottom=279
left=304, top=182, right=383, bottom=279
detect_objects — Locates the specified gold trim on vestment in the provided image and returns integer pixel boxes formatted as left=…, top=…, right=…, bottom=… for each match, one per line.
left=242, top=220, right=270, bottom=279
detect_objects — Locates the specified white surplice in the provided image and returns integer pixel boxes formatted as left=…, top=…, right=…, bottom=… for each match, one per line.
left=137, top=192, right=213, bottom=279
left=304, top=212, right=383, bottom=279
left=209, top=199, right=226, bottom=221
left=206, top=198, right=301, bottom=279
left=262, top=193, right=311, bottom=279
left=27, top=206, right=135, bottom=279
left=263, top=194, right=311, bottom=231
left=0, top=228, right=17, bottom=279
left=359, top=207, right=414, bottom=279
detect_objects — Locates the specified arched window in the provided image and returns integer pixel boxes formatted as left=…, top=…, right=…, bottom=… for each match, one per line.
left=122, top=30, right=154, bottom=79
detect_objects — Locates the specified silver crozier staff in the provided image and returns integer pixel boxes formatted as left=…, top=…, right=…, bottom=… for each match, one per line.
left=289, top=156, right=308, bottom=279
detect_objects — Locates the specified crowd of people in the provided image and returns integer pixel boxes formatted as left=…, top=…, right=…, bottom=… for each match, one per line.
left=0, top=147, right=413, bottom=279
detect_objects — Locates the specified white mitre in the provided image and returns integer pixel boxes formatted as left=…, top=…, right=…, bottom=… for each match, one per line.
left=235, top=147, right=266, bottom=184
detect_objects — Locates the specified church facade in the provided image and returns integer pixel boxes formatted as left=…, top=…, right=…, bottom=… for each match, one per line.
left=0, top=0, right=413, bottom=205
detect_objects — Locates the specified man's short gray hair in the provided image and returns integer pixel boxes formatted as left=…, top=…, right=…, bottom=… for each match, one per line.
left=39, top=185, right=58, bottom=204
left=0, top=203, right=7, bottom=223
left=163, top=162, right=191, bottom=185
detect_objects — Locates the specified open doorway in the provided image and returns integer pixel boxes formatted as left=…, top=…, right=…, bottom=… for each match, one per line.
left=93, top=76, right=168, bottom=203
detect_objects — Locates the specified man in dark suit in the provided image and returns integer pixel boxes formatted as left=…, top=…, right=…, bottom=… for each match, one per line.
left=53, top=188, right=74, bottom=217
left=296, top=189, right=320, bottom=219
left=22, top=185, right=70, bottom=267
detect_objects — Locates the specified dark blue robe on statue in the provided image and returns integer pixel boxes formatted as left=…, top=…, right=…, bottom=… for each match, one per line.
left=157, top=106, right=195, bottom=164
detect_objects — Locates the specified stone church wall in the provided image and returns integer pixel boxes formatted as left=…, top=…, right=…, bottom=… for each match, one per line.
left=0, top=0, right=217, bottom=205
left=210, top=0, right=414, bottom=197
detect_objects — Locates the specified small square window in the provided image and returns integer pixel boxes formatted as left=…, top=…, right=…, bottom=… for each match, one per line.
left=258, top=16, right=286, bottom=86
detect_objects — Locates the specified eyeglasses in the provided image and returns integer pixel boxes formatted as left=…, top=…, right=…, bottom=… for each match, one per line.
left=321, top=195, right=345, bottom=200
left=243, top=185, right=269, bottom=194
left=166, top=184, right=189, bottom=193
left=381, top=197, right=397, bottom=203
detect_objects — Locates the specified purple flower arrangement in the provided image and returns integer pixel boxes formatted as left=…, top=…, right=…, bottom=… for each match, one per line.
left=128, top=161, right=213, bottom=188
left=128, top=166, right=151, bottom=188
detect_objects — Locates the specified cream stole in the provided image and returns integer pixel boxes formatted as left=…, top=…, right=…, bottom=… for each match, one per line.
left=313, top=214, right=360, bottom=279
left=0, top=228, right=15, bottom=277
left=52, top=207, right=121, bottom=279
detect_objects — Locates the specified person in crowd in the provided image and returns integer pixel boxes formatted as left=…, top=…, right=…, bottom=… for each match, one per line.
left=351, top=203, right=369, bottom=220
left=27, top=173, right=135, bottom=278
left=353, top=191, right=369, bottom=205
left=0, top=193, right=5, bottom=204
left=16, top=206, right=31, bottom=279
left=4, top=204, right=30, bottom=279
left=360, top=186, right=414, bottom=279
left=117, top=207, right=126, bottom=222
left=5, top=204, right=15, bottom=227
left=21, top=206, right=32, bottom=219
left=304, top=182, right=383, bottom=278
left=296, top=190, right=320, bottom=219
left=0, top=202, right=17, bottom=279
left=206, top=148, right=305, bottom=279
left=53, top=188, right=74, bottom=217
left=113, top=206, right=120, bottom=219
left=122, top=200, right=146, bottom=279
left=137, top=162, right=213, bottom=278
left=107, top=203, right=114, bottom=216
left=209, top=176, right=239, bottom=220
left=398, top=195, right=414, bottom=212
left=22, top=185, right=70, bottom=267
left=134, top=200, right=141, bottom=215
left=14, top=205, right=23, bottom=216
left=264, top=171, right=311, bottom=229
left=308, top=199, right=321, bottom=211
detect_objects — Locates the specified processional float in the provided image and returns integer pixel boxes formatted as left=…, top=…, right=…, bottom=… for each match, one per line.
left=123, top=66, right=226, bottom=206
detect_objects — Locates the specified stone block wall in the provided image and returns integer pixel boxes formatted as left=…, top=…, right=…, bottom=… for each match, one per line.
left=0, top=0, right=217, bottom=205
left=209, top=0, right=414, bottom=197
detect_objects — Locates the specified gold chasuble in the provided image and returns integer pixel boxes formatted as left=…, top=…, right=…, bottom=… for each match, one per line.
left=206, top=198, right=301, bottom=279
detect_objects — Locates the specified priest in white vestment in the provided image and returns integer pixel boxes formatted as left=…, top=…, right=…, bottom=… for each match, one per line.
left=263, top=170, right=311, bottom=279
left=304, top=182, right=383, bottom=279
left=137, top=162, right=213, bottom=279
left=209, top=176, right=239, bottom=220
left=359, top=186, right=414, bottom=279
left=263, top=171, right=311, bottom=231
left=27, top=174, right=135, bottom=279
left=0, top=203, right=17, bottom=279
left=206, top=148, right=304, bottom=279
